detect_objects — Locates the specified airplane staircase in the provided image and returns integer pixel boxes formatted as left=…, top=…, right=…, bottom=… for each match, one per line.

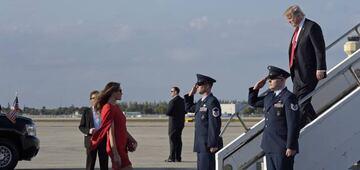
left=216, top=23, right=360, bottom=170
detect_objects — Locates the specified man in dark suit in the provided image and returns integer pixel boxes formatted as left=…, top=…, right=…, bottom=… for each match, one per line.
left=79, top=90, right=108, bottom=170
left=284, top=5, right=327, bottom=127
left=184, top=74, right=223, bottom=170
left=165, top=86, right=186, bottom=162
left=248, top=66, right=301, bottom=170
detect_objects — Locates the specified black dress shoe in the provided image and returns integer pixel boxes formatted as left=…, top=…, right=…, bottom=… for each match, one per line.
left=165, top=158, right=175, bottom=162
left=175, top=159, right=182, bottom=162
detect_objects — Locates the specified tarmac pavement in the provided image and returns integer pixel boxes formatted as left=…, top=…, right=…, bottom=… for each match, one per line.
left=16, top=119, right=257, bottom=170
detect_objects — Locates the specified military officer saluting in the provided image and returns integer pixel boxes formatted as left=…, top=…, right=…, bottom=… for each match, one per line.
left=248, top=66, right=301, bottom=170
left=184, top=74, right=223, bottom=170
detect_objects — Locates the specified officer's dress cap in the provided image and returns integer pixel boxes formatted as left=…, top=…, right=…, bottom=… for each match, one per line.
left=196, top=74, right=216, bottom=85
left=267, top=66, right=290, bottom=79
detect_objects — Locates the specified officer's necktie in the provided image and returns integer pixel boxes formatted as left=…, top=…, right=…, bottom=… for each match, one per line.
left=290, top=26, right=299, bottom=68
left=270, top=91, right=276, bottom=100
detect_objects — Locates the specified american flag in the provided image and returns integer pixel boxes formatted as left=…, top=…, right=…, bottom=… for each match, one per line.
left=6, top=96, right=20, bottom=124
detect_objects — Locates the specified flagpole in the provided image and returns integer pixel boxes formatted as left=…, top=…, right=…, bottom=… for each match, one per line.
left=15, top=91, right=19, bottom=111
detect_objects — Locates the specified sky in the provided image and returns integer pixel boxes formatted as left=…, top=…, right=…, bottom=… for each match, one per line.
left=0, top=0, right=359, bottom=108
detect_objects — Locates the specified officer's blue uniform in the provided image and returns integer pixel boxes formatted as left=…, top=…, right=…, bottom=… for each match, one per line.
left=184, top=74, right=223, bottom=170
left=248, top=66, right=300, bottom=170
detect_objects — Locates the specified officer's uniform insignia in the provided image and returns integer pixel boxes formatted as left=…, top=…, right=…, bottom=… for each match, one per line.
left=200, top=107, right=207, bottom=112
left=201, top=114, right=206, bottom=120
left=212, top=107, right=220, bottom=117
left=274, top=102, right=284, bottom=108
left=291, top=103, right=299, bottom=111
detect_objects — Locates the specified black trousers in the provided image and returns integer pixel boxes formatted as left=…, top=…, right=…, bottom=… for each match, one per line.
left=168, top=128, right=183, bottom=160
left=293, top=83, right=317, bottom=128
left=86, top=138, right=108, bottom=170
left=265, top=153, right=294, bottom=170
left=197, top=152, right=215, bottom=170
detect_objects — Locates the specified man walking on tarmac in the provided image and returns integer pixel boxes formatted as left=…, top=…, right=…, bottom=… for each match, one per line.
left=184, top=74, right=223, bottom=170
left=79, top=90, right=108, bottom=170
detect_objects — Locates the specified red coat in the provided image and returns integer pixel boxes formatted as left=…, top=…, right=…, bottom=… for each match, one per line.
left=91, top=103, right=131, bottom=169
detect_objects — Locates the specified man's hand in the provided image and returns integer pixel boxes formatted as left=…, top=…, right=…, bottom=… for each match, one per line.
left=285, top=148, right=296, bottom=157
left=253, top=77, right=267, bottom=90
left=316, top=70, right=326, bottom=80
left=188, top=84, right=198, bottom=96
left=209, top=147, right=219, bottom=153
left=89, top=128, right=96, bottom=135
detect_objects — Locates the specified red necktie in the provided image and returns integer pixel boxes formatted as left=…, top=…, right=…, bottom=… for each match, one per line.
left=290, top=27, right=299, bottom=68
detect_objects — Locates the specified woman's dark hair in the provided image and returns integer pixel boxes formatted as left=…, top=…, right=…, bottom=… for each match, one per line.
left=95, top=82, right=120, bottom=111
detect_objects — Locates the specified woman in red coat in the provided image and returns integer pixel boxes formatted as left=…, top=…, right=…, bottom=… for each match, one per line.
left=91, top=82, right=137, bottom=170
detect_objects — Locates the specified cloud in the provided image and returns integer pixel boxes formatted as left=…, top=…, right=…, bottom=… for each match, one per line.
left=189, top=16, right=208, bottom=30
left=225, top=17, right=266, bottom=27
left=76, top=19, right=84, bottom=25
left=169, top=48, right=203, bottom=62
left=106, top=24, right=134, bottom=42
left=226, top=18, right=237, bottom=25
left=0, top=24, right=32, bottom=34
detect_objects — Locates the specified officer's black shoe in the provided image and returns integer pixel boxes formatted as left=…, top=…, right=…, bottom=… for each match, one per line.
left=165, top=158, right=175, bottom=162
left=175, top=159, right=182, bottom=162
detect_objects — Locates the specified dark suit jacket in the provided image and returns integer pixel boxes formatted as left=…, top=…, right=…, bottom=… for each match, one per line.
left=289, top=18, right=326, bottom=88
left=165, top=95, right=186, bottom=133
left=248, top=87, right=300, bottom=154
left=79, top=107, right=95, bottom=149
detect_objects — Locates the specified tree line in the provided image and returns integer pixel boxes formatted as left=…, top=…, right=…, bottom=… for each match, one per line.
left=1, top=101, right=263, bottom=116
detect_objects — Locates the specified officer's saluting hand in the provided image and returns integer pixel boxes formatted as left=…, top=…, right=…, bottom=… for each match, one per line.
left=188, top=84, right=198, bottom=96
left=253, top=77, right=267, bottom=90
